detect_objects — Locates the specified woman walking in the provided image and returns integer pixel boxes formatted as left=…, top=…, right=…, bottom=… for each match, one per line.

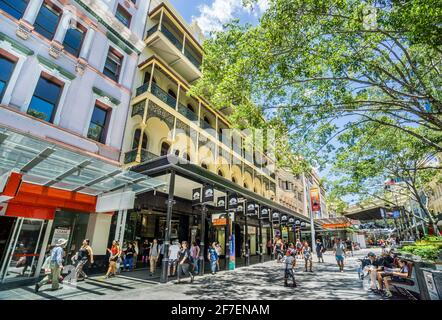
left=215, top=242, right=222, bottom=271
left=105, top=240, right=120, bottom=279
left=303, top=241, right=313, bottom=272
left=274, top=237, right=284, bottom=262
left=190, top=241, right=200, bottom=275
left=75, top=239, right=94, bottom=281
left=208, top=242, right=218, bottom=275
left=141, top=240, right=150, bottom=267
left=123, top=243, right=136, bottom=272
left=149, top=239, right=160, bottom=276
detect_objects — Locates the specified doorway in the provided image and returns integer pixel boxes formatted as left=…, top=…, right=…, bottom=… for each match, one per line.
left=0, top=217, right=15, bottom=265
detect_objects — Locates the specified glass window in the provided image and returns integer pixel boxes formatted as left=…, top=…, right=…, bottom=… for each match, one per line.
left=63, top=27, right=84, bottom=57
left=115, top=5, right=131, bottom=28
left=0, top=55, right=16, bottom=101
left=34, top=4, right=60, bottom=40
left=87, top=105, right=109, bottom=143
left=0, top=0, right=28, bottom=20
left=132, top=128, right=147, bottom=150
left=103, top=48, right=122, bottom=82
left=27, top=76, right=62, bottom=122
left=160, top=142, right=170, bottom=156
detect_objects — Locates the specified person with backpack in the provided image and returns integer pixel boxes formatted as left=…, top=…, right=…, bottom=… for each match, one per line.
left=282, top=250, right=297, bottom=287
left=74, top=239, right=94, bottom=281
left=190, top=241, right=200, bottom=275
left=177, top=241, right=194, bottom=284
left=315, top=239, right=325, bottom=263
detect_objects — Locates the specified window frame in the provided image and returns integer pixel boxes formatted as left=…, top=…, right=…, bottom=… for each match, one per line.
left=27, top=73, right=64, bottom=123
left=87, top=101, right=111, bottom=144
left=0, top=0, right=29, bottom=20
left=33, top=1, right=62, bottom=41
left=103, top=47, right=123, bottom=83
left=0, top=51, right=17, bottom=102
left=115, top=4, right=132, bottom=28
left=62, top=23, right=87, bottom=57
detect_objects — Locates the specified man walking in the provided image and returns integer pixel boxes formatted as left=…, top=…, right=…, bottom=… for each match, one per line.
left=35, top=238, right=67, bottom=292
left=333, top=238, right=346, bottom=272
left=149, top=239, right=160, bottom=276
left=177, top=241, right=194, bottom=284
left=315, top=239, right=325, bottom=263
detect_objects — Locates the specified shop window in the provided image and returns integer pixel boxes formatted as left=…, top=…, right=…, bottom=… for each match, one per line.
left=0, top=0, right=28, bottom=20
left=34, top=3, right=61, bottom=40
left=160, top=142, right=170, bottom=156
left=0, top=55, right=16, bottom=102
left=63, top=24, right=85, bottom=57
left=115, top=4, right=131, bottom=28
left=103, top=47, right=123, bottom=82
left=27, top=75, right=63, bottom=122
left=132, top=128, right=148, bottom=150
left=87, top=104, right=109, bottom=143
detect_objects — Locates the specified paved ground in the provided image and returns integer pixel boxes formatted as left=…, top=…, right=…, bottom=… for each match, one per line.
left=0, top=248, right=388, bottom=300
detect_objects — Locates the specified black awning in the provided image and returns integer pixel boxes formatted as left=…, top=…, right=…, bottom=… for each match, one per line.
left=131, top=155, right=316, bottom=225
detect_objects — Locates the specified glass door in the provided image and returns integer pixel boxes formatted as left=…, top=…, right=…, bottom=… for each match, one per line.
left=0, top=218, right=50, bottom=283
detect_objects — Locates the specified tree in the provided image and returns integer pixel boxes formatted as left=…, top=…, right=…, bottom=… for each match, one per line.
left=191, top=0, right=442, bottom=169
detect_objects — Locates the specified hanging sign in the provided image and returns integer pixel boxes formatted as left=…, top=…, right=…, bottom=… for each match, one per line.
left=272, top=211, right=280, bottom=223
left=280, top=214, right=288, bottom=226
left=247, top=201, right=257, bottom=216
left=236, top=203, right=244, bottom=213
left=287, top=216, right=295, bottom=226
left=192, top=188, right=201, bottom=204
left=216, top=196, right=226, bottom=209
left=202, top=185, right=214, bottom=203
left=51, top=227, right=71, bottom=245
left=260, top=207, right=270, bottom=220
left=228, top=194, right=238, bottom=209
left=310, top=188, right=321, bottom=212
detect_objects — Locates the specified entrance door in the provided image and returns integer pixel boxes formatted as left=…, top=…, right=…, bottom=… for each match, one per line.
left=0, top=217, right=16, bottom=265
left=0, top=218, right=51, bottom=283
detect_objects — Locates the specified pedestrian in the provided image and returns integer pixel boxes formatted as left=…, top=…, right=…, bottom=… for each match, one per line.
left=74, top=239, right=94, bottom=281
left=215, top=242, right=222, bottom=271
left=177, top=241, right=194, bottom=284
left=315, top=239, right=325, bottom=263
left=149, top=239, right=160, bottom=276
left=208, top=242, right=218, bottom=275
left=104, top=240, right=120, bottom=279
left=333, top=238, right=346, bottom=272
left=168, top=240, right=181, bottom=277
left=274, top=237, right=283, bottom=262
left=132, top=240, right=139, bottom=269
left=141, top=239, right=150, bottom=267
left=123, top=243, right=136, bottom=271
left=282, top=250, right=297, bottom=287
left=158, top=240, right=164, bottom=265
left=295, top=239, right=303, bottom=259
left=303, top=241, right=313, bottom=272
left=345, top=238, right=353, bottom=257
left=266, top=239, right=272, bottom=256
left=35, top=238, right=67, bottom=292
left=190, top=241, right=200, bottom=275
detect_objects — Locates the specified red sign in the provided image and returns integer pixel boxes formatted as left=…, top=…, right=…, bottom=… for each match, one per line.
left=310, top=188, right=320, bottom=212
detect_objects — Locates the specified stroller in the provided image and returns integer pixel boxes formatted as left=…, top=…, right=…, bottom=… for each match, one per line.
left=357, top=255, right=372, bottom=280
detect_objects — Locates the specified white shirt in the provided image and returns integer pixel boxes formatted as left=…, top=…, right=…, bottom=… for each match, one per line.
left=169, top=244, right=180, bottom=260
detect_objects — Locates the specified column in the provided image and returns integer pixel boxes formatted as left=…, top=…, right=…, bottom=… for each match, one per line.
left=199, top=204, right=207, bottom=276
left=17, top=0, right=44, bottom=39
left=49, top=10, right=74, bottom=58
left=225, top=210, right=231, bottom=271
left=160, top=171, right=176, bottom=283
left=79, top=27, right=96, bottom=60
left=258, top=218, right=263, bottom=263
left=245, top=209, right=249, bottom=266
left=85, top=213, right=113, bottom=255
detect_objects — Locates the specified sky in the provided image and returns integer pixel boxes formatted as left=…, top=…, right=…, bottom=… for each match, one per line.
left=169, top=0, right=269, bottom=35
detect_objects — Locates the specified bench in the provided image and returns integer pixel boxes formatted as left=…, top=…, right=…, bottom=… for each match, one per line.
left=390, top=261, right=420, bottom=300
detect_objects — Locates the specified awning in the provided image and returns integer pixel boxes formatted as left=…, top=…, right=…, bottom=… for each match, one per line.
left=0, top=126, right=165, bottom=217
left=131, top=154, right=318, bottom=226
left=344, top=207, right=384, bottom=221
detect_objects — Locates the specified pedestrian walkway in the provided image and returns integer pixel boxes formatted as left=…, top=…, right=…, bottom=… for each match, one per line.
left=0, top=248, right=391, bottom=300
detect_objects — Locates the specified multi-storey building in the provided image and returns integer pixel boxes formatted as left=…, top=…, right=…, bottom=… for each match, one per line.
left=0, top=0, right=164, bottom=286
left=119, top=0, right=312, bottom=281
left=276, top=169, right=306, bottom=216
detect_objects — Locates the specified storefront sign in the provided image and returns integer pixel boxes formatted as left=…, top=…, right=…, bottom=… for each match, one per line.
left=228, top=194, right=238, bottom=209
left=280, top=214, right=288, bottom=226
left=51, top=227, right=71, bottom=245
left=272, top=211, right=280, bottom=223
left=310, top=188, right=321, bottom=212
left=295, top=219, right=301, bottom=226
left=216, top=196, right=226, bottom=209
left=202, top=185, right=214, bottom=203
left=213, top=218, right=227, bottom=226
left=322, top=223, right=351, bottom=229
left=260, top=207, right=270, bottom=220
left=192, top=188, right=201, bottom=204
left=246, top=202, right=257, bottom=216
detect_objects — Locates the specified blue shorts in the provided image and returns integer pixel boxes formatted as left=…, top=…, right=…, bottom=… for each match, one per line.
left=335, top=255, right=344, bottom=261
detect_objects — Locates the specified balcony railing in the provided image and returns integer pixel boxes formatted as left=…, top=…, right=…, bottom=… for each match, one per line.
left=151, top=82, right=177, bottom=109
left=146, top=24, right=158, bottom=39
left=201, top=119, right=216, bottom=137
left=136, top=82, right=149, bottom=97
left=131, top=101, right=145, bottom=118
left=177, top=103, right=198, bottom=122
left=124, top=148, right=159, bottom=164
left=161, top=25, right=183, bottom=51
left=184, top=48, right=201, bottom=70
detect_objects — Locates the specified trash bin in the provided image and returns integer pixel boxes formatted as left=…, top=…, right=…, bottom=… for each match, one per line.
left=421, top=268, right=442, bottom=300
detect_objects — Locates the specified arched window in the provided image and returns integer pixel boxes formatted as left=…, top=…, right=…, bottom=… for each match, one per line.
left=243, top=183, right=249, bottom=189
left=174, top=149, right=179, bottom=156
left=160, top=142, right=170, bottom=156
left=168, top=89, right=176, bottom=99
left=187, top=104, right=195, bottom=113
left=232, top=177, right=237, bottom=184
left=218, top=170, right=224, bottom=177
left=183, top=152, right=190, bottom=161
left=132, top=129, right=148, bottom=150
left=254, top=187, right=258, bottom=193
left=143, top=72, right=156, bottom=84
left=201, top=162, right=208, bottom=169
left=203, top=116, right=210, bottom=125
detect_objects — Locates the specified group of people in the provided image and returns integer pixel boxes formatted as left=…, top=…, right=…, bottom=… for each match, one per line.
left=364, top=250, right=409, bottom=298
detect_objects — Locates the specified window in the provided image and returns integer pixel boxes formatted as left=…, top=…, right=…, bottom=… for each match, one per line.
left=34, top=3, right=60, bottom=40
left=182, top=152, right=190, bottom=161
left=143, top=72, right=156, bottom=84
left=232, top=177, right=237, bottom=184
left=160, top=142, right=170, bottom=156
left=103, top=48, right=123, bottom=82
left=27, top=76, right=62, bottom=122
left=187, top=104, right=195, bottom=113
left=63, top=26, right=85, bottom=57
left=168, top=89, right=176, bottom=98
left=132, top=128, right=147, bottom=150
left=201, top=163, right=208, bottom=170
left=115, top=4, right=131, bottom=28
left=0, top=0, right=28, bottom=19
left=87, top=105, right=109, bottom=143
left=0, top=55, right=16, bottom=102
left=218, top=170, right=223, bottom=177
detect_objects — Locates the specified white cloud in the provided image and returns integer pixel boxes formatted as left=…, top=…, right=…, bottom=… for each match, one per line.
left=192, top=0, right=269, bottom=35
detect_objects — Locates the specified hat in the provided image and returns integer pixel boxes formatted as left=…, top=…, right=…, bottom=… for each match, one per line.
left=56, top=238, right=68, bottom=246
left=368, top=252, right=376, bottom=257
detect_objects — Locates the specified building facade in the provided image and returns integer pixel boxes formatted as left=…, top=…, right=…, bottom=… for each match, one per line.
left=0, top=0, right=162, bottom=286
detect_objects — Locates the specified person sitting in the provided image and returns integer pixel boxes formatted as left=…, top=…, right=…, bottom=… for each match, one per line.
left=380, top=259, right=410, bottom=298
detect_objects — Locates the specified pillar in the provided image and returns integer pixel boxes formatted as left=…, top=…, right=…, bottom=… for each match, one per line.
left=160, top=170, right=176, bottom=283
left=245, top=210, right=249, bottom=266
left=258, top=218, right=263, bottom=263
left=49, top=10, right=74, bottom=58
left=17, top=0, right=44, bottom=39
left=79, top=27, right=96, bottom=60
left=85, top=213, right=113, bottom=255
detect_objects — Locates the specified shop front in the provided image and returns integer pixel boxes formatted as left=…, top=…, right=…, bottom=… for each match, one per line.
left=0, top=127, right=164, bottom=286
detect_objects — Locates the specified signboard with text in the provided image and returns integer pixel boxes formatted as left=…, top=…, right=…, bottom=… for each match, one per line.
left=310, top=188, right=321, bottom=212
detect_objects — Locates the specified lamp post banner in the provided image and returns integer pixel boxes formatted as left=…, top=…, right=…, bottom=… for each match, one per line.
left=260, top=207, right=270, bottom=220
left=228, top=194, right=238, bottom=209
left=203, top=185, right=214, bottom=203
left=192, top=188, right=201, bottom=205
left=216, top=196, right=226, bottom=209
